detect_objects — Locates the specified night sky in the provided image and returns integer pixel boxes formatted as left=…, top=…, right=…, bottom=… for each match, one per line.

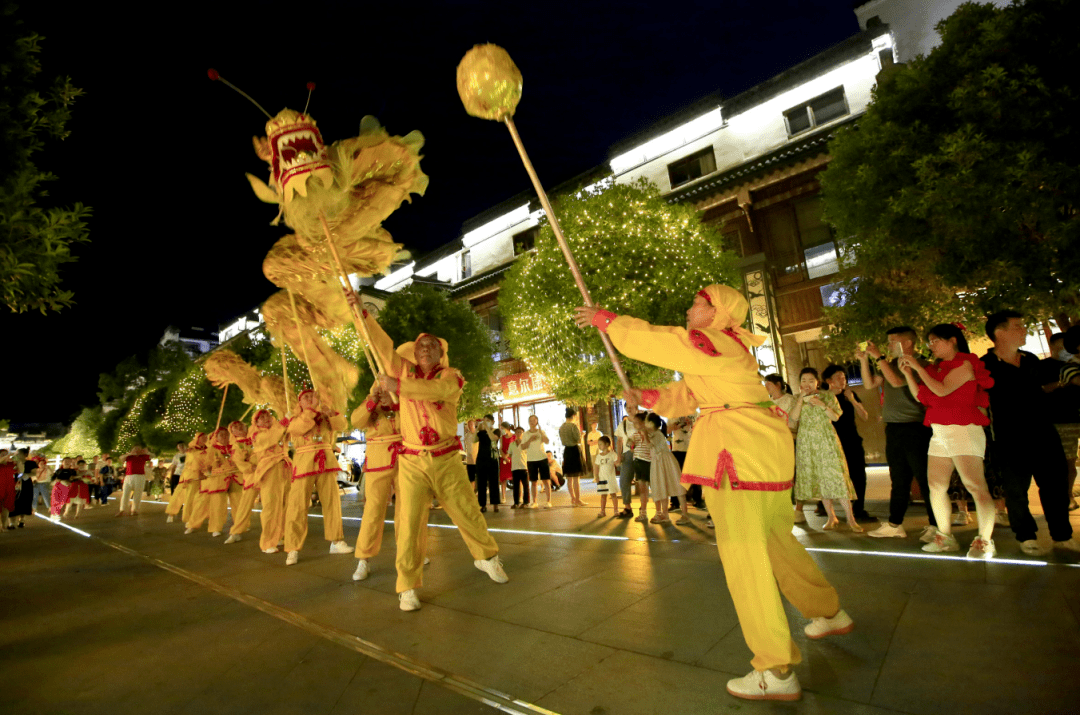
left=4, top=1, right=859, bottom=424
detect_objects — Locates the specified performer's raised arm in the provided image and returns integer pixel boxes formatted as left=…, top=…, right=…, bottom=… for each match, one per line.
left=344, top=289, right=405, bottom=376
left=379, top=367, right=464, bottom=405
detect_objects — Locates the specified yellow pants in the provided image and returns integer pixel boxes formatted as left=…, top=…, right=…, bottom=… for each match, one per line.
left=259, top=465, right=290, bottom=551
left=229, top=486, right=259, bottom=536
left=166, top=480, right=199, bottom=520
left=355, top=468, right=397, bottom=559
left=185, top=487, right=208, bottom=527
left=284, top=471, right=344, bottom=552
left=188, top=491, right=228, bottom=533
left=226, top=480, right=243, bottom=523
left=703, top=483, right=840, bottom=671
left=394, top=452, right=498, bottom=593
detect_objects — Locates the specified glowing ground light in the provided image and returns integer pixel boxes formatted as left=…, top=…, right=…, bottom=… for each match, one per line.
left=34, top=512, right=92, bottom=537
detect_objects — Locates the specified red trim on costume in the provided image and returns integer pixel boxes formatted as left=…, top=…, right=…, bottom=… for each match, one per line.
left=365, top=442, right=402, bottom=473
left=236, top=438, right=253, bottom=446
left=591, top=309, right=617, bottom=332
left=678, top=449, right=793, bottom=492
left=365, top=399, right=377, bottom=412
left=688, top=329, right=722, bottom=357
left=226, top=474, right=243, bottom=488
left=396, top=437, right=462, bottom=458
left=640, top=389, right=660, bottom=409
left=696, top=289, right=712, bottom=305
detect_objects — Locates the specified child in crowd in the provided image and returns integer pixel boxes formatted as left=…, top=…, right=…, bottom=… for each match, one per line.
left=644, top=413, right=690, bottom=524
left=593, top=436, right=618, bottom=516
left=508, top=426, right=530, bottom=508
left=50, top=457, right=78, bottom=521
left=627, top=413, right=653, bottom=522
left=63, top=458, right=93, bottom=519
left=12, top=460, right=37, bottom=528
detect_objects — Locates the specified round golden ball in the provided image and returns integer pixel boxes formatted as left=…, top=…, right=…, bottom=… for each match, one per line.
left=456, top=44, right=522, bottom=121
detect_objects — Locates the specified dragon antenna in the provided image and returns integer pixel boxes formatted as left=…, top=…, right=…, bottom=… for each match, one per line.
left=207, top=69, right=273, bottom=119
left=303, top=82, right=316, bottom=115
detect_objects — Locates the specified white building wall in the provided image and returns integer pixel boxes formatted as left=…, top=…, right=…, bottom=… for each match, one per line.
left=854, top=0, right=1008, bottom=64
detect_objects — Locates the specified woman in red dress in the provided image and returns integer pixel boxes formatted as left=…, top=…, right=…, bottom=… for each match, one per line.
left=899, top=323, right=996, bottom=558
left=498, top=422, right=515, bottom=505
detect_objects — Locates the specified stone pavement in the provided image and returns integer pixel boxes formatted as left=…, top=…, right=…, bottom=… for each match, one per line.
left=2, top=469, right=1079, bottom=715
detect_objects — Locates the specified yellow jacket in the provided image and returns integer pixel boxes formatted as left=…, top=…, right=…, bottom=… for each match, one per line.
left=233, top=437, right=256, bottom=488
left=364, top=312, right=464, bottom=454
left=180, top=447, right=208, bottom=485
left=350, top=394, right=402, bottom=473
left=286, top=409, right=346, bottom=479
left=251, top=421, right=290, bottom=487
left=204, top=445, right=237, bottom=494
left=602, top=314, right=793, bottom=491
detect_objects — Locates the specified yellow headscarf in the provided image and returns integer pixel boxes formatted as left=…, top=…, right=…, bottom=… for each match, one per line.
left=699, top=284, right=766, bottom=349
left=396, top=333, right=450, bottom=369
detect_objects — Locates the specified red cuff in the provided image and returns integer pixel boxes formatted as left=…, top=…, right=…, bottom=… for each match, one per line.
left=591, top=309, right=617, bottom=332
left=640, top=389, right=660, bottom=409
left=365, top=399, right=377, bottom=411
left=362, top=309, right=369, bottom=319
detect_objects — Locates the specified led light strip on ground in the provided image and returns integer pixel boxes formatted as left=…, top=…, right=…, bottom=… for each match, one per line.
left=139, top=500, right=1075, bottom=567
left=36, top=511, right=558, bottom=715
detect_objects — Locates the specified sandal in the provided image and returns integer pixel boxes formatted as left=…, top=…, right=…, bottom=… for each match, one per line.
left=822, top=519, right=840, bottom=531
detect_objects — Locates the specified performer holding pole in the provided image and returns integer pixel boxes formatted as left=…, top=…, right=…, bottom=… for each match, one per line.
left=574, top=286, right=853, bottom=702
left=249, top=409, right=292, bottom=554
left=345, top=291, right=507, bottom=612
left=224, top=420, right=257, bottom=544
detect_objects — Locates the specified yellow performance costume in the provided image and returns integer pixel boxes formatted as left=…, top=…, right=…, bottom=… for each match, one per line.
left=250, top=410, right=292, bottom=553
left=227, top=424, right=258, bottom=539
left=363, top=311, right=500, bottom=594
left=350, top=390, right=406, bottom=561
left=166, top=434, right=207, bottom=525
left=284, top=396, right=346, bottom=553
left=593, top=285, right=841, bottom=672
left=190, top=430, right=235, bottom=535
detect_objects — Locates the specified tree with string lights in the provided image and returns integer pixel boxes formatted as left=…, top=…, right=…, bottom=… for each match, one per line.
left=500, top=178, right=740, bottom=405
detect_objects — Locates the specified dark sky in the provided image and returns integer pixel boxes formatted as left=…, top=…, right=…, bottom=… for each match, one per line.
left=4, top=1, right=859, bottom=423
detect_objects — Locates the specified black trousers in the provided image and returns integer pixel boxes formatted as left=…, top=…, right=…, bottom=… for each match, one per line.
left=840, top=437, right=868, bottom=514
left=169, top=473, right=181, bottom=494
left=475, top=460, right=500, bottom=507
left=885, top=422, right=935, bottom=527
left=511, top=469, right=530, bottom=505
left=993, top=427, right=1072, bottom=543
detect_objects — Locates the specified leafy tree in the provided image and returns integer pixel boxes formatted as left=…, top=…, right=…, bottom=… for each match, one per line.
left=500, top=178, right=740, bottom=404
left=45, top=406, right=102, bottom=457
left=97, top=355, right=145, bottom=404
left=357, top=284, right=497, bottom=419
left=0, top=3, right=90, bottom=314
left=818, top=0, right=1080, bottom=355
left=95, top=407, right=125, bottom=454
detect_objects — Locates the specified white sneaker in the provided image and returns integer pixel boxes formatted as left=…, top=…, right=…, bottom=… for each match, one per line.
left=329, top=540, right=352, bottom=554
left=804, top=609, right=854, bottom=639
left=263, top=547, right=279, bottom=554
left=398, top=589, right=421, bottom=611
left=184, top=527, right=195, bottom=535
left=423, top=556, right=431, bottom=565
left=967, top=537, right=996, bottom=559
left=922, top=532, right=960, bottom=553
left=1053, top=538, right=1080, bottom=553
left=224, top=534, right=240, bottom=544
left=166, top=515, right=174, bottom=523
left=726, top=669, right=801, bottom=701
left=352, top=559, right=370, bottom=581
left=918, top=525, right=938, bottom=543
left=285, top=550, right=299, bottom=565
left=211, top=531, right=222, bottom=537
left=676, top=516, right=691, bottom=525
left=1020, top=540, right=1048, bottom=555
left=474, top=555, right=509, bottom=583
left=868, top=523, right=907, bottom=539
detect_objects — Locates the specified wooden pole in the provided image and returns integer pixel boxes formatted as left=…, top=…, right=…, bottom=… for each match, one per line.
left=239, top=403, right=255, bottom=422
left=287, top=289, right=320, bottom=395
left=213, top=384, right=229, bottom=437
left=318, top=212, right=386, bottom=378
left=281, top=346, right=292, bottom=415
left=502, top=116, right=632, bottom=394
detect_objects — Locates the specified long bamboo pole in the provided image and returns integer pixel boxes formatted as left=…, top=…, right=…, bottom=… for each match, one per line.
left=213, top=384, right=230, bottom=437
left=318, top=213, right=385, bottom=378
left=287, top=289, right=320, bottom=395
left=502, top=116, right=632, bottom=394
left=281, top=346, right=292, bottom=416
left=239, top=403, right=255, bottom=422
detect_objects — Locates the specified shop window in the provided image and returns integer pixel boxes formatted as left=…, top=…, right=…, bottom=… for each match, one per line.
left=667, top=147, right=717, bottom=189
left=513, top=227, right=538, bottom=255
left=762, top=196, right=838, bottom=285
left=783, top=87, right=848, bottom=136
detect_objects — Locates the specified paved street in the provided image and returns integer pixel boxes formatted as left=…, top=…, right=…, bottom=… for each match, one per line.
left=3, top=469, right=1079, bottom=715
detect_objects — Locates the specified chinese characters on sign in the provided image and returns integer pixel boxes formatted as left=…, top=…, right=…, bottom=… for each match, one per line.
left=500, top=372, right=549, bottom=401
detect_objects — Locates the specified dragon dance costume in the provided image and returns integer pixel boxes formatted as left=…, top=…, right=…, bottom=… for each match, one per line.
left=362, top=311, right=500, bottom=594
left=592, top=284, right=842, bottom=672
left=227, top=422, right=259, bottom=539
left=189, top=429, right=236, bottom=535
left=283, top=394, right=347, bottom=554
left=166, top=434, right=208, bottom=525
